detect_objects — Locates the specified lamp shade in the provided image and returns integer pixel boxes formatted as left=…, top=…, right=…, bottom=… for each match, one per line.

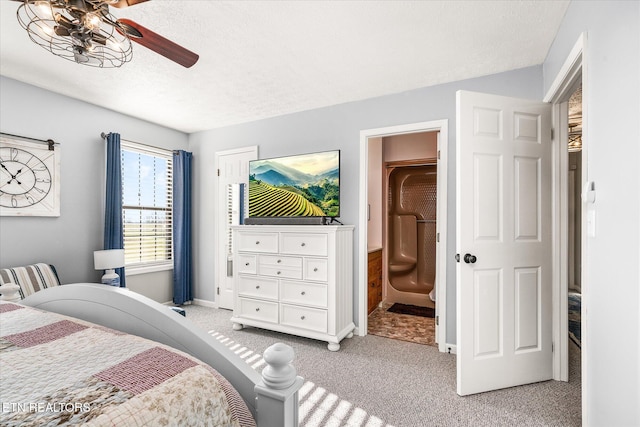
left=94, top=249, right=125, bottom=270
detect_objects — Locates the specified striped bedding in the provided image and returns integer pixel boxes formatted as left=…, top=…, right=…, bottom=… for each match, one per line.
left=0, top=302, right=256, bottom=427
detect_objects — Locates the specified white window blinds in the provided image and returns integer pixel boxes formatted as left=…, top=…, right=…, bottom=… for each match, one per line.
left=121, top=141, right=173, bottom=267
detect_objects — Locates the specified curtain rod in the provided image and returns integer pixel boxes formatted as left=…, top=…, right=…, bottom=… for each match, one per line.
left=100, top=132, right=182, bottom=155
left=1, top=132, right=58, bottom=151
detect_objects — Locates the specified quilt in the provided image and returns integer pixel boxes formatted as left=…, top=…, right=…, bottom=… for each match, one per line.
left=0, top=302, right=256, bottom=427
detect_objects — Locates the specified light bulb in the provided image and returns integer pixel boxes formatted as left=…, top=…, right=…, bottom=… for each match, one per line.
left=42, top=25, right=55, bottom=37
left=34, top=1, right=53, bottom=19
left=107, top=37, right=124, bottom=52
left=84, top=12, right=101, bottom=31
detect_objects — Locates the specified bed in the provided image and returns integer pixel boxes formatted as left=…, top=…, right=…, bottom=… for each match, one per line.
left=0, top=283, right=303, bottom=427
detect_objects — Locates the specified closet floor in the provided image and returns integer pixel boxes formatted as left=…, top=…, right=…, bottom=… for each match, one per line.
left=367, top=301, right=436, bottom=347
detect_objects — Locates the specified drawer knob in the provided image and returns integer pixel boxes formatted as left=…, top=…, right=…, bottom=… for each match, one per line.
left=277, top=259, right=281, bottom=263
left=300, top=316, right=306, bottom=320
left=255, top=308, right=260, bottom=312
left=301, top=291, right=306, bottom=296
left=301, top=242, right=306, bottom=247
left=255, top=241, right=260, bottom=245
left=256, top=285, right=260, bottom=289
left=245, top=262, right=250, bottom=266
left=313, top=268, right=318, bottom=272
left=277, top=271, right=281, bottom=275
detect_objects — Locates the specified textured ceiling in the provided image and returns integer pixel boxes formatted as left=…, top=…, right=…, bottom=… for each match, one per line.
left=0, top=0, right=570, bottom=134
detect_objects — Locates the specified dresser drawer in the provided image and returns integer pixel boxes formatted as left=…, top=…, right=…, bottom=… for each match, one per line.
left=280, top=280, right=328, bottom=308
left=303, top=258, right=328, bottom=282
left=237, top=254, right=257, bottom=274
left=281, top=233, right=328, bottom=256
left=260, top=266, right=302, bottom=280
left=236, top=232, right=278, bottom=253
left=259, top=255, right=302, bottom=269
left=237, top=298, right=278, bottom=323
left=237, top=276, right=278, bottom=300
left=259, top=255, right=302, bottom=279
left=280, top=304, right=327, bottom=333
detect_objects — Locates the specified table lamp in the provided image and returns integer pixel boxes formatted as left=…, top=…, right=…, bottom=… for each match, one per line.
left=94, top=249, right=125, bottom=286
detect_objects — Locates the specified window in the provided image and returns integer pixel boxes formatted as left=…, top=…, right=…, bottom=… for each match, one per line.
left=121, top=141, right=173, bottom=269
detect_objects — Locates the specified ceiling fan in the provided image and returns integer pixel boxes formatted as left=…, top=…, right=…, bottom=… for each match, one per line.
left=13, top=0, right=199, bottom=68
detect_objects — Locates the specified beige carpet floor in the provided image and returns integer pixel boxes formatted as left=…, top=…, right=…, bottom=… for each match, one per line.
left=183, top=304, right=581, bottom=427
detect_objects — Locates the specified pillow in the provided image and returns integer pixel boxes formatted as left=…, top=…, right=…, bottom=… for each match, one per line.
left=0, top=263, right=61, bottom=299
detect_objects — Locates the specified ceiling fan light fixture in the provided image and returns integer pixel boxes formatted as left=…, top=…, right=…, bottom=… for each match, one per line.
left=16, top=0, right=133, bottom=68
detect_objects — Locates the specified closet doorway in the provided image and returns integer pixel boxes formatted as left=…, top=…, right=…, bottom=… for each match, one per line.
left=567, top=84, right=583, bottom=354
left=358, top=120, right=448, bottom=352
left=562, top=83, right=583, bottom=416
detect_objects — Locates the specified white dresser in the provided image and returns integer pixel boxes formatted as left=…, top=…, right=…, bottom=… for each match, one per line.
left=230, top=225, right=355, bottom=351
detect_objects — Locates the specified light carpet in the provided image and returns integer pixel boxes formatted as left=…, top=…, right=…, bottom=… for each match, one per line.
left=183, top=304, right=581, bottom=427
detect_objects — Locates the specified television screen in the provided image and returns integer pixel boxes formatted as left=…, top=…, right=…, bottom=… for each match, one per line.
left=249, top=150, right=340, bottom=218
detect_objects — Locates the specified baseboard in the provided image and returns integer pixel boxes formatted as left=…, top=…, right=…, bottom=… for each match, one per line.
left=163, top=301, right=194, bottom=306
left=193, top=298, right=217, bottom=308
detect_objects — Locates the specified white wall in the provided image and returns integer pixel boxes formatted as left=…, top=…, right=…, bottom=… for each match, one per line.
left=543, top=1, right=640, bottom=425
left=0, top=77, right=188, bottom=302
left=190, top=65, right=543, bottom=343
left=127, top=270, right=173, bottom=303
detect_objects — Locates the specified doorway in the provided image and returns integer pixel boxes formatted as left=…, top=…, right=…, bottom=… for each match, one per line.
left=544, top=31, right=586, bottom=422
left=369, top=134, right=438, bottom=345
left=567, top=84, right=583, bottom=353
left=358, top=120, right=448, bottom=352
left=214, top=146, right=258, bottom=310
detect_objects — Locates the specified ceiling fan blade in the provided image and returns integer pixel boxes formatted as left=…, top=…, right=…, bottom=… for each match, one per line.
left=116, top=18, right=199, bottom=68
left=109, top=0, right=150, bottom=9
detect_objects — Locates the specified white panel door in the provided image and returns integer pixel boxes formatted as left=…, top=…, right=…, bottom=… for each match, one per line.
left=216, top=146, right=257, bottom=310
left=456, top=91, right=552, bottom=395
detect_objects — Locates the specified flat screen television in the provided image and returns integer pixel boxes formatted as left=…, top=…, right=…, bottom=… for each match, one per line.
left=248, top=150, right=340, bottom=220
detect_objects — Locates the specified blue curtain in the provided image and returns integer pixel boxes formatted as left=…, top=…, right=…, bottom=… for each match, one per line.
left=104, top=133, right=126, bottom=287
left=173, top=150, right=193, bottom=304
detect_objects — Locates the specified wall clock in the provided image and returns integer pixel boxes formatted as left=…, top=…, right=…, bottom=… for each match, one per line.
left=0, top=135, right=60, bottom=217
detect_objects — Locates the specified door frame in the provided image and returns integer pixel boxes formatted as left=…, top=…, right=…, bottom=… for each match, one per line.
left=544, top=31, right=586, bottom=383
left=358, top=120, right=449, bottom=352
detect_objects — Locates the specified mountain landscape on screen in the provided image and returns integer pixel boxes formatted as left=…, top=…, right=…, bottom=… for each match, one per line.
left=249, top=151, right=340, bottom=217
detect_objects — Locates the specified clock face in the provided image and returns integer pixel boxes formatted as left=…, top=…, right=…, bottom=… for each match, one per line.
left=0, top=147, right=53, bottom=208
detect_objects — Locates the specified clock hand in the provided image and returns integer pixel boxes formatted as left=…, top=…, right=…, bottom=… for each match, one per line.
left=0, top=166, right=18, bottom=182
left=0, top=163, right=15, bottom=179
left=0, top=164, right=22, bottom=185
left=12, top=168, right=23, bottom=183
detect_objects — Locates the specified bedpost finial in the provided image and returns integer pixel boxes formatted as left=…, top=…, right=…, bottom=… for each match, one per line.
left=0, top=283, right=21, bottom=302
left=261, top=343, right=296, bottom=389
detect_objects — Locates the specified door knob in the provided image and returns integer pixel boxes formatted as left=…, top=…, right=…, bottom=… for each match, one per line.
left=463, top=253, right=477, bottom=264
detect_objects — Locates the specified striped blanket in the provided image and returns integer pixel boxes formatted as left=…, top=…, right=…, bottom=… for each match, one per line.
left=0, top=302, right=255, bottom=427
